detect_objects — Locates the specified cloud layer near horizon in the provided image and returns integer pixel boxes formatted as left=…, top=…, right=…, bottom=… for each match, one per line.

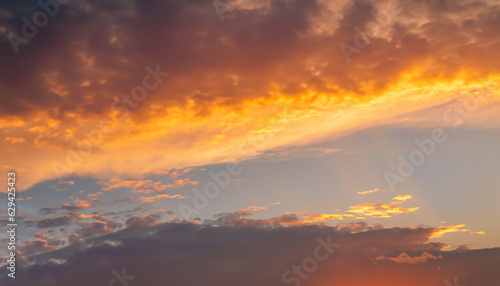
left=1, top=219, right=499, bottom=286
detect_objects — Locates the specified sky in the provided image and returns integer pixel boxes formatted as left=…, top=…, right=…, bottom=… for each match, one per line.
left=0, top=0, right=499, bottom=285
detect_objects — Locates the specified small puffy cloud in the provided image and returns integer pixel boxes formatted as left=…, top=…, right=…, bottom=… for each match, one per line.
left=392, top=194, right=412, bottom=202
left=376, top=252, right=442, bottom=264
left=346, top=202, right=420, bottom=218
left=125, top=215, right=158, bottom=227
left=21, top=233, right=64, bottom=256
left=431, top=224, right=471, bottom=238
left=39, top=206, right=55, bottom=213
left=37, top=214, right=73, bottom=228
left=75, top=222, right=115, bottom=238
left=357, top=188, right=380, bottom=195
left=21, top=240, right=58, bottom=256
left=247, top=206, right=267, bottom=212
left=139, top=193, right=188, bottom=203
left=61, top=198, right=98, bottom=211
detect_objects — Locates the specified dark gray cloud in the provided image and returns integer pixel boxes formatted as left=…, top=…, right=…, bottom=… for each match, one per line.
left=37, top=214, right=72, bottom=228
left=39, top=206, right=56, bottom=214
left=1, top=0, right=499, bottom=122
left=125, top=214, right=157, bottom=227
left=74, top=221, right=115, bottom=238
left=1, top=219, right=499, bottom=285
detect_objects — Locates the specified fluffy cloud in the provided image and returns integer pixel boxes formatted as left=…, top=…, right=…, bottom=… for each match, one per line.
left=1, top=0, right=499, bottom=119
left=125, top=215, right=158, bottom=228
left=20, top=233, right=63, bottom=256
left=74, top=222, right=115, bottom=238
left=62, top=198, right=98, bottom=210
left=37, top=214, right=73, bottom=228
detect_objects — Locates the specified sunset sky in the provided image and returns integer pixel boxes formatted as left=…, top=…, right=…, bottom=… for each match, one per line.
left=0, top=0, right=499, bottom=285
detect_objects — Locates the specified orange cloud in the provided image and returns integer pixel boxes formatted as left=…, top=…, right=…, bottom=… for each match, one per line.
left=99, top=179, right=146, bottom=191
left=247, top=206, right=267, bottom=212
left=209, top=208, right=366, bottom=228
left=139, top=194, right=188, bottom=203
left=357, top=188, right=380, bottom=195
left=72, top=199, right=93, bottom=209
left=21, top=238, right=59, bottom=256
left=392, top=194, right=412, bottom=202
left=210, top=194, right=421, bottom=227
left=301, top=213, right=365, bottom=224
left=4, top=137, right=25, bottom=144
left=75, top=222, right=115, bottom=238
left=431, top=224, right=471, bottom=238
left=376, top=252, right=442, bottom=264
left=347, top=202, right=420, bottom=218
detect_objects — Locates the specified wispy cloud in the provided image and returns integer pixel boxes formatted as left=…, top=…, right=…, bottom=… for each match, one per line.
left=357, top=188, right=380, bottom=195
